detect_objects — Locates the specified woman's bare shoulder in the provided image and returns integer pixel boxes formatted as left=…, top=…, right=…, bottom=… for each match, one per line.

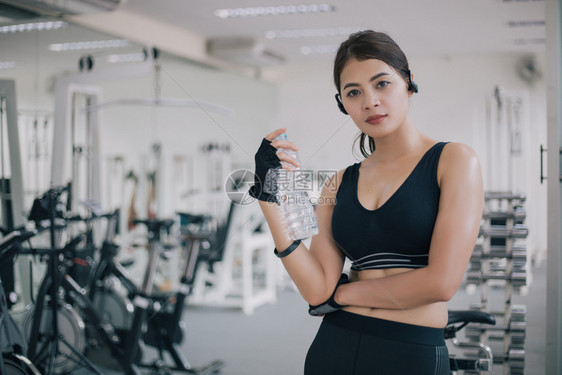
left=438, top=142, right=482, bottom=183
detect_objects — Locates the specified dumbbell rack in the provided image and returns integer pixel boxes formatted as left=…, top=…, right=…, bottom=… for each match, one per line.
left=466, top=192, right=528, bottom=374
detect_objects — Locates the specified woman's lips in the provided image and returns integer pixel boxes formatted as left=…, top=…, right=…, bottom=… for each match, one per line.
left=366, top=115, right=387, bottom=125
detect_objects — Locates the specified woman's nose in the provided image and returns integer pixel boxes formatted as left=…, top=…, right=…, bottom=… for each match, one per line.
left=362, top=90, right=380, bottom=109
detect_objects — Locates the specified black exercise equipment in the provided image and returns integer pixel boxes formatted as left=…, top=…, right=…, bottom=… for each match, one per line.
left=0, top=231, right=41, bottom=375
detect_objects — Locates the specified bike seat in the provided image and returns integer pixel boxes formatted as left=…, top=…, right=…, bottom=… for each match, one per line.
left=447, top=310, right=496, bottom=326
left=133, top=218, right=175, bottom=233
left=177, top=212, right=213, bottom=226
left=119, top=258, right=135, bottom=268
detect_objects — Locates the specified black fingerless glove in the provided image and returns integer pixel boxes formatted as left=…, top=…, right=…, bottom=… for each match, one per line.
left=248, top=138, right=281, bottom=203
left=308, top=273, right=350, bottom=316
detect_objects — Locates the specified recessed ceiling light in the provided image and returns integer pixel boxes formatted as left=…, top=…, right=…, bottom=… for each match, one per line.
left=300, top=44, right=339, bottom=55
left=214, top=4, right=335, bottom=19
left=0, top=61, right=16, bottom=69
left=49, top=39, right=130, bottom=52
left=0, top=21, right=68, bottom=34
left=266, top=27, right=360, bottom=39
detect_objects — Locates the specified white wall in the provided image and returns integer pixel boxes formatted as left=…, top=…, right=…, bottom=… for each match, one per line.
left=1, top=47, right=278, bottom=220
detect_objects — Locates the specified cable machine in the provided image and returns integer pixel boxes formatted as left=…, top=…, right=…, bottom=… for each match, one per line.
left=0, top=80, right=26, bottom=305
left=0, top=80, right=25, bottom=231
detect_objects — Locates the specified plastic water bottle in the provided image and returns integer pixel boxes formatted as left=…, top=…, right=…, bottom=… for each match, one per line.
left=266, top=133, right=319, bottom=240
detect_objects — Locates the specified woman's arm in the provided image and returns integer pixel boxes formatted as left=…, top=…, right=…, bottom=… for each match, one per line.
left=335, top=143, right=484, bottom=310
left=256, top=129, right=345, bottom=305
left=259, top=172, right=346, bottom=305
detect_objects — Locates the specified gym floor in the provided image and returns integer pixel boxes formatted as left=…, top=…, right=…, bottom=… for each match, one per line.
left=74, top=260, right=547, bottom=375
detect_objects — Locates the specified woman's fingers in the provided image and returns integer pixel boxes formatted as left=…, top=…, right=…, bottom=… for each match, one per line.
left=277, top=151, right=300, bottom=170
left=265, top=128, right=287, bottom=142
left=272, top=139, right=299, bottom=151
left=264, top=128, right=299, bottom=151
left=263, top=128, right=300, bottom=169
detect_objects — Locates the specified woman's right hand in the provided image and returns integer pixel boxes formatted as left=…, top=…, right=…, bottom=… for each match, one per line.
left=265, top=128, right=301, bottom=171
left=248, top=128, right=302, bottom=202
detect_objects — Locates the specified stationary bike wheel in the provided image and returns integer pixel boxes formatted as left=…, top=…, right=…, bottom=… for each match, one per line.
left=2, top=353, right=41, bottom=375
left=21, top=303, right=86, bottom=374
left=92, top=277, right=133, bottom=330
left=2, top=356, right=27, bottom=375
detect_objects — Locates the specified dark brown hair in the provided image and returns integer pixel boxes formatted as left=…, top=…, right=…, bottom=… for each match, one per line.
left=334, top=30, right=413, bottom=158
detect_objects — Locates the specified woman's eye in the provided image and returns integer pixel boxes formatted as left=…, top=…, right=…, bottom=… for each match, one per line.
left=377, top=81, right=390, bottom=88
left=346, top=89, right=360, bottom=98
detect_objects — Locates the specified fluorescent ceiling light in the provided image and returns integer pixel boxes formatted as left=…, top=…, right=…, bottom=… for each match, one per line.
left=49, top=39, right=130, bottom=52
left=300, top=44, right=339, bottom=55
left=507, top=20, right=545, bottom=27
left=215, top=4, right=335, bottom=19
left=106, top=53, right=146, bottom=63
left=266, top=27, right=360, bottom=39
left=0, top=61, right=16, bottom=69
left=513, top=37, right=546, bottom=45
left=0, top=21, right=68, bottom=34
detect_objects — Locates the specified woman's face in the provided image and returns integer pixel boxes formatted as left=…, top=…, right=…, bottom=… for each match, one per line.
left=339, top=58, right=412, bottom=140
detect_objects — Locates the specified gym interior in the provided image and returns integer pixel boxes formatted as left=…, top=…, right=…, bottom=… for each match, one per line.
left=0, top=1, right=561, bottom=374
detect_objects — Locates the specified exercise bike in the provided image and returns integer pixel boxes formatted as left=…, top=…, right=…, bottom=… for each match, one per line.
left=87, top=208, right=136, bottom=334
left=0, top=230, right=41, bottom=375
left=133, top=217, right=225, bottom=374
left=446, top=309, right=497, bottom=374
left=17, top=186, right=171, bottom=374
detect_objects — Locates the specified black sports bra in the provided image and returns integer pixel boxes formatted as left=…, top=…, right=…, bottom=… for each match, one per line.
left=331, top=142, right=448, bottom=271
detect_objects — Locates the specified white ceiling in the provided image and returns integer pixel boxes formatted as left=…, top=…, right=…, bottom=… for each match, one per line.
left=0, top=0, right=547, bottom=72
left=116, top=0, right=546, bottom=61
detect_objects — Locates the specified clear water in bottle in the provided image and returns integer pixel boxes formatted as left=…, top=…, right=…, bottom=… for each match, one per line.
left=265, top=133, right=319, bottom=240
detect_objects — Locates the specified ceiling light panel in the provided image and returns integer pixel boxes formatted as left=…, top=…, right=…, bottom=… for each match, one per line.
left=214, top=4, right=335, bottom=19
left=266, top=27, right=360, bottom=39
left=507, top=20, right=545, bottom=27
left=0, top=61, right=16, bottom=69
left=49, top=39, right=130, bottom=52
left=0, top=21, right=68, bottom=34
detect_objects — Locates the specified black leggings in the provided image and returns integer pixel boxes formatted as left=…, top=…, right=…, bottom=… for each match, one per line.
left=304, top=310, right=450, bottom=375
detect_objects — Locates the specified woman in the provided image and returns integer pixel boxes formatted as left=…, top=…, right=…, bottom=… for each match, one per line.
left=249, top=30, right=483, bottom=374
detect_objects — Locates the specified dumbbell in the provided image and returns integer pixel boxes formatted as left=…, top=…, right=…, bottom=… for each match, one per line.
left=473, top=261, right=526, bottom=273
left=484, top=192, right=527, bottom=202
left=468, top=258, right=527, bottom=273
left=469, top=246, right=527, bottom=275
left=472, top=244, right=527, bottom=260
left=483, top=209, right=526, bottom=222
left=508, top=348, right=526, bottom=374
left=493, top=349, right=526, bottom=374
left=466, top=270, right=527, bottom=287
left=479, top=225, right=529, bottom=239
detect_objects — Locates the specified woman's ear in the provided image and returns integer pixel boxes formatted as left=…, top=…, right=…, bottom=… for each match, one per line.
left=335, top=94, right=348, bottom=115
left=407, top=71, right=418, bottom=93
